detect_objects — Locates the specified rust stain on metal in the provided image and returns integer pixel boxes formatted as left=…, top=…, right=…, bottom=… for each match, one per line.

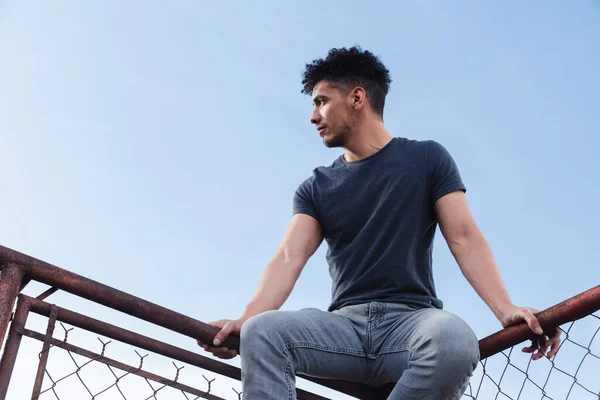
left=26, top=295, right=241, bottom=379
left=25, top=296, right=342, bottom=400
left=35, top=287, right=59, bottom=301
left=0, top=245, right=239, bottom=350
left=479, top=285, right=600, bottom=359
left=0, top=296, right=30, bottom=400
left=31, top=305, right=58, bottom=399
left=0, top=263, right=25, bottom=353
left=2, top=244, right=600, bottom=400
left=23, top=328, right=228, bottom=400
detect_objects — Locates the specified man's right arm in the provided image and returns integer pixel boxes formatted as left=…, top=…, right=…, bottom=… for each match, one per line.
left=199, top=213, right=322, bottom=358
left=240, top=213, right=323, bottom=320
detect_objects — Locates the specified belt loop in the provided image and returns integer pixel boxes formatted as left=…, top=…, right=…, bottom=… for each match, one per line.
left=368, top=301, right=383, bottom=322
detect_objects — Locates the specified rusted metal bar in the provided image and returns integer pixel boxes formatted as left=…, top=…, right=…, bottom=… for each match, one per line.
left=0, top=296, right=30, bottom=400
left=302, top=377, right=393, bottom=399
left=35, top=287, right=59, bottom=301
left=0, top=263, right=25, bottom=353
left=30, top=305, right=58, bottom=399
left=24, top=296, right=330, bottom=400
left=6, top=245, right=598, bottom=400
left=0, top=245, right=239, bottom=350
left=26, top=296, right=241, bottom=378
left=0, top=246, right=385, bottom=398
left=0, top=246, right=394, bottom=398
left=479, top=285, right=600, bottom=359
left=19, top=276, right=32, bottom=292
left=22, top=329, right=227, bottom=400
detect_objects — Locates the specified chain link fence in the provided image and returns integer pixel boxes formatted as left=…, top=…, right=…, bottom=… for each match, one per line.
left=8, top=308, right=599, bottom=400
left=464, top=313, right=600, bottom=400
left=1, top=248, right=599, bottom=400
left=21, top=322, right=240, bottom=400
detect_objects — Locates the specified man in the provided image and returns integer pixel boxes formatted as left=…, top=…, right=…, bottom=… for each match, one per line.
left=198, top=47, right=561, bottom=399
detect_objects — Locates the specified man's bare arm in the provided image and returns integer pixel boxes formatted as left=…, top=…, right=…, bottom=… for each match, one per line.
left=434, top=191, right=512, bottom=320
left=240, top=213, right=323, bottom=321
left=434, top=190, right=561, bottom=360
left=199, top=213, right=323, bottom=358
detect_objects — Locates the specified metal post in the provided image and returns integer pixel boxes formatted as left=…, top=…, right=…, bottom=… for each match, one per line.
left=30, top=306, right=58, bottom=400
left=0, top=296, right=30, bottom=400
left=0, top=264, right=25, bottom=353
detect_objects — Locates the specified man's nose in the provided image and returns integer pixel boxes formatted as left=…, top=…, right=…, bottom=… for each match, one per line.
left=310, top=109, right=321, bottom=125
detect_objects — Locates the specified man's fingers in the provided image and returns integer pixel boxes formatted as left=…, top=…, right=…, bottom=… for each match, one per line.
left=520, top=309, right=544, bottom=335
left=208, top=319, right=229, bottom=329
left=196, top=319, right=240, bottom=360
left=546, top=330, right=563, bottom=359
left=208, top=347, right=237, bottom=360
left=213, top=321, right=233, bottom=346
left=548, top=327, right=562, bottom=343
left=547, top=343, right=560, bottom=359
left=522, top=337, right=538, bottom=354
left=215, top=352, right=237, bottom=360
left=533, top=336, right=548, bottom=360
left=533, top=328, right=562, bottom=360
left=203, top=347, right=236, bottom=360
left=522, top=344, right=536, bottom=353
left=197, top=319, right=230, bottom=347
left=222, top=350, right=238, bottom=359
left=204, top=345, right=231, bottom=355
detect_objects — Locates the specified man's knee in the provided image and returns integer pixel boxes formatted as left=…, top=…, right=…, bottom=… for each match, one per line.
left=241, top=309, right=314, bottom=353
left=414, top=311, right=479, bottom=373
left=240, top=310, right=283, bottom=350
left=437, top=313, right=479, bottom=368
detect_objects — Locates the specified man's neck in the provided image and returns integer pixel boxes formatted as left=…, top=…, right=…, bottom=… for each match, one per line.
left=343, top=119, right=393, bottom=162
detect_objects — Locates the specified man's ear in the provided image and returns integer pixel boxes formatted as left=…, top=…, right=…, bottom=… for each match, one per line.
left=351, top=87, right=366, bottom=109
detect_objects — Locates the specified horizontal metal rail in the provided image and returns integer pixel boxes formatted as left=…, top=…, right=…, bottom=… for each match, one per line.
left=0, top=245, right=391, bottom=399
left=21, top=328, right=226, bottom=400
left=24, top=296, right=330, bottom=400
left=2, top=244, right=599, bottom=399
left=478, top=284, right=600, bottom=359
left=0, top=245, right=239, bottom=350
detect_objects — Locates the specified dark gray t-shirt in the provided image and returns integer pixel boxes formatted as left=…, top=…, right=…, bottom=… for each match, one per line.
left=293, top=137, right=466, bottom=312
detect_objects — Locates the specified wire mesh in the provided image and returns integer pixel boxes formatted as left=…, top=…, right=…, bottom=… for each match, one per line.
left=23, top=322, right=239, bottom=400
left=16, top=313, right=598, bottom=400
left=463, top=313, right=600, bottom=400
left=1, top=289, right=597, bottom=400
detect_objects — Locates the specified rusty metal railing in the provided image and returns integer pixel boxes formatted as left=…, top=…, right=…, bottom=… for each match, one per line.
left=0, top=244, right=599, bottom=399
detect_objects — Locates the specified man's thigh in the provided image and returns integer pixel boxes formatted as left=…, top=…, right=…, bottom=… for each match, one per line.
left=368, top=306, right=478, bottom=386
left=241, top=307, right=369, bottom=382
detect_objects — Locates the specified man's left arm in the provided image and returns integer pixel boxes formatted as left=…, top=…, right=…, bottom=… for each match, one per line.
left=434, top=190, right=561, bottom=360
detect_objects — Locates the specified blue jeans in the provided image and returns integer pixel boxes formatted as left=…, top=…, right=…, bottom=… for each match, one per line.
left=240, top=302, right=479, bottom=399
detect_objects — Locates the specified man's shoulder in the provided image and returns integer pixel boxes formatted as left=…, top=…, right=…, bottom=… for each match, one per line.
left=395, top=137, right=438, bottom=152
left=393, top=137, right=455, bottom=164
left=302, top=155, right=343, bottom=179
left=294, top=156, right=343, bottom=198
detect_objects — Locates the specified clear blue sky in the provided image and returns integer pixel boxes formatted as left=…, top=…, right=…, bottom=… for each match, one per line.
left=1, top=1, right=598, bottom=399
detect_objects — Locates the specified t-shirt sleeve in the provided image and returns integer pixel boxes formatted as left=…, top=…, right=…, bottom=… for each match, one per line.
left=293, top=178, right=319, bottom=220
left=427, top=140, right=466, bottom=205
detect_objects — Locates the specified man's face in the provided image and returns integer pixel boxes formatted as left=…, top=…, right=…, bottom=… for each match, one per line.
left=310, top=81, right=354, bottom=148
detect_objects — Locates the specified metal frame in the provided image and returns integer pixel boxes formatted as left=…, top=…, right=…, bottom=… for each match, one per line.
left=1, top=244, right=599, bottom=399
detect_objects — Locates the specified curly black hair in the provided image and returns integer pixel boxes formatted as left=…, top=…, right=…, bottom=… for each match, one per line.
left=301, top=46, right=392, bottom=117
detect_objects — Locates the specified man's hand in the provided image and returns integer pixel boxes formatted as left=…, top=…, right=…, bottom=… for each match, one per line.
left=500, top=305, right=562, bottom=360
left=197, top=318, right=244, bottom=360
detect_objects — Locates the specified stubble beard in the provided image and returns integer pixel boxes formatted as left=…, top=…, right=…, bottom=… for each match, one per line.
left=323, top=122, right=352, bottom=149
